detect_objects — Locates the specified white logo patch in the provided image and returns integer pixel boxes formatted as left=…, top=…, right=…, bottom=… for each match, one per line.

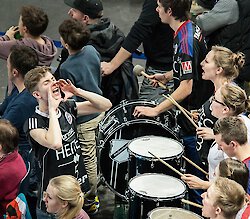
left=65, top=111, right=73, bottom=124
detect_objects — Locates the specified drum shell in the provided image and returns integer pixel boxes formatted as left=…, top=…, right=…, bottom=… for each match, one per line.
left=127, top=174, right=187, bottom=219
left=128, top=136, right=184, bottom=179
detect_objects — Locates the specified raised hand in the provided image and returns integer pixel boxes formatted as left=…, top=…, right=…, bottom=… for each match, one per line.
left=5, top=26, right=19, bottom=40
left=197, top=127, right=215, bottom=140
left=48, top=83, right=62, bottom=111
left=58, top=79, right=77, bottom=101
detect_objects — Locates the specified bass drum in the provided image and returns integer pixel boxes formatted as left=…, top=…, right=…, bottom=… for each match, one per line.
left=98, top=100, right=179, bottom=200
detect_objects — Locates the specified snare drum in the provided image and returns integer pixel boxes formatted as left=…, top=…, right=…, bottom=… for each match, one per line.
left=128, top=173, right=186, bottom=219
left=128, top=136, right=184, bottom=179
left=148, top=207, right=203, bottom=219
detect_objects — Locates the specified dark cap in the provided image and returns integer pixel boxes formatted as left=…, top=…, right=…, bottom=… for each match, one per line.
left=64, top=0, right=103, bottom=18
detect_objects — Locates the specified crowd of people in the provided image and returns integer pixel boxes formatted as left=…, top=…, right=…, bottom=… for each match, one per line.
left=1, top=0, right=250, bottom=218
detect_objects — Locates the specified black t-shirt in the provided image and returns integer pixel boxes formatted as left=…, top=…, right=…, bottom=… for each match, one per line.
left=122, top=0, right=174, bottom=70
left=173, top=20, right=214, bottom=135
left=24, top=101, right=89, bottom=211
left=196, top=97, right=217, bottom=169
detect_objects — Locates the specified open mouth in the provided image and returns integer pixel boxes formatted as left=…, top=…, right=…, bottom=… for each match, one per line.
left=52, top=87, right=60, bottom=94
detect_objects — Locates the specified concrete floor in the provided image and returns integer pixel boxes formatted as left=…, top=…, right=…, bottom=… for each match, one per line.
left=0, top=1, right=144, bottom=218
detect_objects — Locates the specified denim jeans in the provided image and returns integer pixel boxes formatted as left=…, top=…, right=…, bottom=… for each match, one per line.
left=77, top=113, right=104, bottom=200
left=182, top=135, right=205, bottom=215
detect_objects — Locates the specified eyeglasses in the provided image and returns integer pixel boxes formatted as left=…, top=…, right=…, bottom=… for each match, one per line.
left=211, top=96, right=227, bottom=106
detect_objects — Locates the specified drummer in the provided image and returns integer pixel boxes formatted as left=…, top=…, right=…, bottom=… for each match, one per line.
left=133, top=0, right=213, bottom=213
left=201, top=177, right=246, bottom=219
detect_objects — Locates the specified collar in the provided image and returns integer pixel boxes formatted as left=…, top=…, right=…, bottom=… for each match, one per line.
left=35, top=106, right=61, bottom=119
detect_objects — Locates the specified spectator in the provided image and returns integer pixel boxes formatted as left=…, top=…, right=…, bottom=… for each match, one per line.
left=0, top=119, right=27, bottom=218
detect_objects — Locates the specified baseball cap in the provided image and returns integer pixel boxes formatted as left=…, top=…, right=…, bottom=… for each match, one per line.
left=64, top=0, right=103, bottom=18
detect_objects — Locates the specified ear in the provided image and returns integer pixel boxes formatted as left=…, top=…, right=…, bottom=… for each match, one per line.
left=32, top=90, right=41, bottom=99
left=61, top=200, right=68, bottom=209
left=64, top=43, right=69, bottom=50
left=230, top=140, right=238, bottom=149
left=168, top=7, right=172, bottom=16
left=23, top=25, right=28, bottom=34
left=82, top=14, right=90, bottom=24
left=222, top=105, right=230, bottom=115
left=12, top=69, right=19, bottom=77
left=215, top=206, right=222, bottom=216
left=216, top=67, right=223, bottom=75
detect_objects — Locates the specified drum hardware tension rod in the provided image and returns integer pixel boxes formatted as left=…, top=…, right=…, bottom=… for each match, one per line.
left=181, top=199, right=203, bottom=209
left=148, top=151, right=184, bottom=177
left=182, top=155, right=209, bottom=176
left=162, top=94, right=198, bottom=129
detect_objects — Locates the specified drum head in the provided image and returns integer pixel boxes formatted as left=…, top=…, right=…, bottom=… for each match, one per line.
left=129, top=174, right=186, bottom=200
left=128, top=136, right=183, bottom=160
left=148, top=207, right=203, bottom=219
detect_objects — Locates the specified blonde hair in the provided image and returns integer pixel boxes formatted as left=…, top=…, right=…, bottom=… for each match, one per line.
left=212, top=46, right=245, bottom=80
left=49, top=175, right=84, bottom=219
left=213, top=177, right=245, bottom=218
left=220, top=83, right=250, bottom=115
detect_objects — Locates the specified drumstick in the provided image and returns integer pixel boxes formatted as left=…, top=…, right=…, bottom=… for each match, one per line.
left=181, top=199, right=203, bottom=209
left=182, top=155, right=209, bottom=176
left=148, top=151, right=184, bottom=177
left=166, top=94, right=193, bottom=117
left=162, top=94, right=198, bottom=129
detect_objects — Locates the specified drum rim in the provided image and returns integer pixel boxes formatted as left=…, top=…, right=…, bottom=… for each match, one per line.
left=99, top=119, right=178, bottom=147
left=127, top=135, right=183, bottom=160
left=128, top=173, right=186, bottom=201
left=100, top=99, right=157, bottom=125
left=147, top=207, right=203, bottom=218
left=98, top=120, right=179, bottom=200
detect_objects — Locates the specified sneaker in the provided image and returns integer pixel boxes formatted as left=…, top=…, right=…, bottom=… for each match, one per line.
left=84, top=196, right=100, bottom=215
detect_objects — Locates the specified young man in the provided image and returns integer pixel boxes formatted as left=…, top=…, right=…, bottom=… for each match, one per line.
left=57, top=0, right=138, bottom=106
left=23, top=66, right=112, bottom=218
left=0, top=45, right=38, bottom=166
left=0, top=119, right=27, bottom=218
left=58, top=18, right=103, bottom=214
left=133, top=0, right=214, bottom=213
left=0, top=5, right=57, bottom=66
left=213, top=116, right=250, bottom=193
left=101, top=0, right=173, bottom=103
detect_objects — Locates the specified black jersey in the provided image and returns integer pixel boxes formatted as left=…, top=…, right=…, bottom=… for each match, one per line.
left=196, top=97, right=217, bottom=169
left=173, top=20, right=214, bottom=135
left=24, top=101, right=89, bottom=211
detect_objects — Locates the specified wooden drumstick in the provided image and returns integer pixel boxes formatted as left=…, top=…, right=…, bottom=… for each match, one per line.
left=181, top=199, right=203, bottom=209
left=162, top=94, right=198, bottom=129
left=166, top=94, right=193, bottom=117
left=182, top=155, right=209, bottom=176
left=148, top=151, right=184, bottom=177
left=133, top=65, right=169, bottom=91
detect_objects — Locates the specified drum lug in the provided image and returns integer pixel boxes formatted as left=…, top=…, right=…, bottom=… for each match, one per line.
left=151, top=161, right=154, bottom=169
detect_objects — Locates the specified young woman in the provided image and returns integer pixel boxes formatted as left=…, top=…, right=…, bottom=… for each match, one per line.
left=182, top=84, right=250, bottom=188
left=43, top=175, right=90, bottom=219
left=197, top=45, right=245, bottom=169
left=202, top=177, right=245, bottom=219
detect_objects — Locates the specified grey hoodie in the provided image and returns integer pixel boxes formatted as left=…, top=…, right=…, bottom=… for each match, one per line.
left=0, top=35, right=57, bottom=66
